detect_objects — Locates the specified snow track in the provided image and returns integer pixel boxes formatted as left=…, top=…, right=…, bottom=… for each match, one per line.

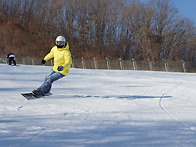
left=1, top=64, right=196, bottom=147
left=158, top=82, right=195, bottom=131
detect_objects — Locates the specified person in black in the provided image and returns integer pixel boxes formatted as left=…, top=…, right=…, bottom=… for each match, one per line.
left=7, top=53, right=16, bottom=65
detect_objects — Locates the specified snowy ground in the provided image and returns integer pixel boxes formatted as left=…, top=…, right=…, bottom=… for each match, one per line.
left=0, top=64, right=196, bottom=147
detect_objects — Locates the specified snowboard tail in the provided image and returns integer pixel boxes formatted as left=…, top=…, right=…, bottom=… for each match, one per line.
left=21, top=92, right=52, bottom=100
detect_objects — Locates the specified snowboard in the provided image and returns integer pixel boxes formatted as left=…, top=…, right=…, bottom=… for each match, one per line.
left=21, top=92, right=52, bottom=100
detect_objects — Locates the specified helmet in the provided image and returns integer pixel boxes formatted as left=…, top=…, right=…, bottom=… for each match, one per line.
left=55, top=36, right=66, bottom=47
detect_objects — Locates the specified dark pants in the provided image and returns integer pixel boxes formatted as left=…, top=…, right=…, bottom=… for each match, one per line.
left=8, top=57, right=16, bottom=65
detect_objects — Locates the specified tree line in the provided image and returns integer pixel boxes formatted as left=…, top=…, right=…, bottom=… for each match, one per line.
left=0, top=0, right=196, bottom=61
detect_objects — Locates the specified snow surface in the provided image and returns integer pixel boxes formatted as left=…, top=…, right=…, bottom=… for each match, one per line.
left=0, top=64, right=196, bottom=147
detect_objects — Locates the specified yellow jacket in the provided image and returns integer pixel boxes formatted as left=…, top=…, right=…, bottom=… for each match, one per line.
left=44, top=42, right=72, bottom=76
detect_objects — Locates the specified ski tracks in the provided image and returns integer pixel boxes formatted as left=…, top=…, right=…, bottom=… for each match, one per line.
left=20, top=113, right=68, bottom=147
left=159, top=81, right=196, bottom=131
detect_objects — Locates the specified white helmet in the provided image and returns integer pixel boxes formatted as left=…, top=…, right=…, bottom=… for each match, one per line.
left=55, top=36, right=66, bottom=47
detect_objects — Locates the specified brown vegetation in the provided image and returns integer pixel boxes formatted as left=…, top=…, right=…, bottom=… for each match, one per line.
left=0, top=0, right=196, bottom=61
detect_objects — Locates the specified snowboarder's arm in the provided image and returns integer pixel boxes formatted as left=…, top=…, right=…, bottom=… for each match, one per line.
left=44, top=47, right=55, bottom=61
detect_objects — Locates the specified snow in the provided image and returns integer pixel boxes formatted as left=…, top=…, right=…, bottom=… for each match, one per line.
left=0, top=64, right=196, bottom=147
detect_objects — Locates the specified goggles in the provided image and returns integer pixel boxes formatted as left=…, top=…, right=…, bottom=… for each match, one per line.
left=56, top=41, right=65, bottom=46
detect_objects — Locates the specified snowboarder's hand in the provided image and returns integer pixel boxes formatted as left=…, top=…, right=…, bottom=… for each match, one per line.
left=42, top=60, right=46, bottom=64
left=57, top=66, right=64, bottom=71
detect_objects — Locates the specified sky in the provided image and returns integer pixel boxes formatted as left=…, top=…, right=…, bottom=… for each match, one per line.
left=140, top=0, right=196, bottom=26
left=172, top=0, right=196, bottom=25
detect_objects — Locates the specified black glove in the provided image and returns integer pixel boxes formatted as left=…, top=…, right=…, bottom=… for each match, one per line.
left=41, top=60, right=46, bottom=64
left=57, top=66, right=64, bottom=71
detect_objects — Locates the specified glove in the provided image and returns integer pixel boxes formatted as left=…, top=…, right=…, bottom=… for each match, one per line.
left=41, top=60, right=46, bottom=64
left=57, top=66, right=64, bottom=71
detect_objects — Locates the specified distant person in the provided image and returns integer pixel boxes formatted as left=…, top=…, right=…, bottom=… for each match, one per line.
left=7, top=53, right=16, bottom=66
left=32, top=36, right=72, bottom=96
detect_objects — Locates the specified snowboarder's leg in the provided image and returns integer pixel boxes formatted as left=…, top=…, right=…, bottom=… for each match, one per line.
left=13, top=59, right=16, bottom=65
left=8, top=58, right=12, bottom=65
left=33, top=70, right=64, bottom=96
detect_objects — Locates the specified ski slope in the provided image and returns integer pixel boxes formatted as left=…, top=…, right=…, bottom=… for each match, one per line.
left=0, top=64, right=196, bottom=147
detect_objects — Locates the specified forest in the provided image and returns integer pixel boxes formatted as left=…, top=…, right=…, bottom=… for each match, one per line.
left=0, top=0, right=196, bottom=61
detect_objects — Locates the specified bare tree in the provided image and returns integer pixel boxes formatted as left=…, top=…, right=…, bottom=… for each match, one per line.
left=0, top=0, right=195, bottom=60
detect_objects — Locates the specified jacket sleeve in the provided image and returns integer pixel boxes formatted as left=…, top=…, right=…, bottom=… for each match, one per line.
left=63, top=43, right=72, bottom=69
left=63, top=50, right=72, bottom=69
left=44, top=47, right=55, bottom=61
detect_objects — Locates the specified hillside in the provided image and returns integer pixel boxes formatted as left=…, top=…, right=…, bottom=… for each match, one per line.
left=1, top=0, right=196, bottom=61
left=0, top=19, right=53, bottom=58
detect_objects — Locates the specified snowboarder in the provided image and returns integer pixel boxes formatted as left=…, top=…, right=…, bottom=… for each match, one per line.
left=7, top=53, right=16, bottom=65
left=32, top=36, right=72, bottom=96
